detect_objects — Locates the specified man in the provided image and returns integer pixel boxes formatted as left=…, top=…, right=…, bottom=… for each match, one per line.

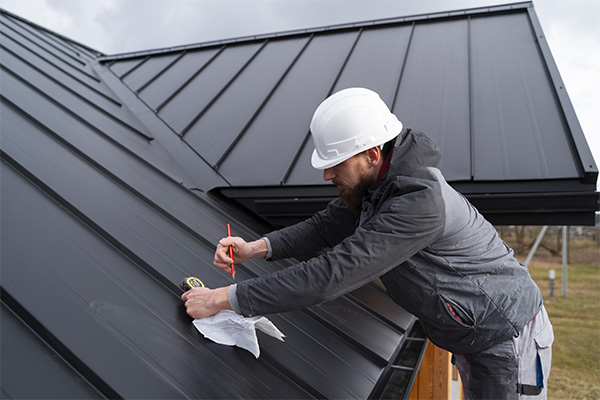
left=182, top=88, right=553, bottom=399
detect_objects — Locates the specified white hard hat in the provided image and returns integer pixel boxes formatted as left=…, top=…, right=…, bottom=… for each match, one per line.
left=310, top=87, right=403, bottom=169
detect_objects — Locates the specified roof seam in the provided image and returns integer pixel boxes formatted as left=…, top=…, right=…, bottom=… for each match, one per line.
left=136, top=50, right=187, bottom=94
left=155, top=45, right=225, bottom=114
left=213, top=34, right=315, bottom=171
left=180, top=40, right=269, bottom=138
left=0, top=19, right=99, bottom=82
left=0, top=91, right=178, bottom=192
left=0, top=38, right=118, bottom=106
left=1, top=96, right=220, bottom=253
left=120, top=55, right=151, bottom=80
left=281, top=28, right=364, bottom=185
left=33, top=18, right=95, bottom=63
left=467, top=16, right=475, bottom=181
left=0, top=45, right=149, bottom=131
left=94, top=60, right=233, bottom=186
left=0, top=287, right=117, bottom=398
left=302, top=308, right=388, bottom=366
left=0, top=17, right=88, bottom=68
left=0, top=64, right=152, bottom=142
left=391, top=22, right=416, bottom=112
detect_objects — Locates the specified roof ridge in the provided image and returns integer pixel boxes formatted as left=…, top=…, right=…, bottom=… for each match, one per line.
left=97, top=1, right=532, bottom=62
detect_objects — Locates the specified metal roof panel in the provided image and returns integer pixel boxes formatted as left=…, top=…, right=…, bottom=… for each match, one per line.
left=0, top=303, right=103, bottom=399
left=183, top=37, right=311, bottom=165
left=393, top=19, right=471, bottom=181
left=137, top=48, right=223, bottom=111
left=2, top=3, right=598, bottom=397
left=104, top=2, right=596, bottom=195
left=102, top=2, right=598, bottom=224
left=159, top=43, right=264, bottom=134
left=1, top=9, right=421, bottom=398
left=332, top=25, right=412, bottom=103
left=221, top=31, right=360, bottom=186
left=122, top=52, right=181, bottom=93
left=1, top=91, right=414, bottom=397
left=470, top=12, right=579, bottom=180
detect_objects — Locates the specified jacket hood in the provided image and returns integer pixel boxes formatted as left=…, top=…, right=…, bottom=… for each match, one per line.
left=386, top=128, right=442, bottom=178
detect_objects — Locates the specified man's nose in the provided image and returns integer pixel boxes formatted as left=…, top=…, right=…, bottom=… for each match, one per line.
left=323, top=167, right=335, bottom=181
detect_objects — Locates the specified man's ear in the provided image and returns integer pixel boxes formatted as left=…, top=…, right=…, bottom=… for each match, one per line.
left=365, top=146, right=381, bottom=167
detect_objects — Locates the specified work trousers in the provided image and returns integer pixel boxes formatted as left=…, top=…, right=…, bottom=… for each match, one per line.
left=453, top=306, right=553, bottom=399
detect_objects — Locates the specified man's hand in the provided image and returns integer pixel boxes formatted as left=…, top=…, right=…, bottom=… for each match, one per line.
left=213, top=237, right=268, bottom=273
left=181, top=286, right=231, bottom=319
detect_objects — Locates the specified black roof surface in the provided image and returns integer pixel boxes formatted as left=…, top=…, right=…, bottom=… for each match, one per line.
left=0, top=2, right=598, bottom=399
left=1, top=7, right=424, bottom=400
left=103, top=1, right=598, bottom=226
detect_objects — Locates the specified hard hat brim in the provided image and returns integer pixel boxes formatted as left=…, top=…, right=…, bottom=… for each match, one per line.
left=310, top=119, right=403, bottom=170
left=311, top=148, right=346, bottom=170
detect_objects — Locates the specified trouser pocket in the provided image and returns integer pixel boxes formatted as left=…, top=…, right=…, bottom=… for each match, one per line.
left=515, top=306, right=554, bottom=398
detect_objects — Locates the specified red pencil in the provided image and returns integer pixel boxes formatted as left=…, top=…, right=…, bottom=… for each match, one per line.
left=227, top=224, right=235, bottom=279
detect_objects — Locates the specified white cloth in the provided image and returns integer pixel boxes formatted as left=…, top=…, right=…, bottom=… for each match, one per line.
left=192, top=310, right=285, bottom=358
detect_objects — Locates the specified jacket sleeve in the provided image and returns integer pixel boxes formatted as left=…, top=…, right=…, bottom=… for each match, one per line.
left=264, top=197, right=360, bottom=261
left=235, top=173, right=446, bottom=317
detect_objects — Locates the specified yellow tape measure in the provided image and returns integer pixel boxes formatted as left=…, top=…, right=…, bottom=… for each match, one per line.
left=179, top=276, right=205, bottom=291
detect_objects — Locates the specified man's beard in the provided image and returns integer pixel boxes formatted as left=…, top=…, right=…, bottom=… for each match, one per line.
left=337, top=175, right=377, bottom=211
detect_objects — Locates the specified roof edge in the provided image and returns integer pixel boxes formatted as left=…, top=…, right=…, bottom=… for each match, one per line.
left=0, top=8, right=105, bottom=57
left=97, top=1, right=532, bottom=62
left=524, top=4, right=599, bottom=181
left=218, top=185, right=600, bottom=227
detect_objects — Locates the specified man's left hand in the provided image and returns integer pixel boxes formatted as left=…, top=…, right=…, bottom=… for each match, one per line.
left=181, top=286, right=232, bottom=319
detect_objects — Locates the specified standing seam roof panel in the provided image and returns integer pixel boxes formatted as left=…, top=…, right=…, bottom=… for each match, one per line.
left=1, top=55, right=153, bottom=141
left=3, top=3, right=597, bottom=397
left=393, top=19, right=471, bottom=181
left=221, top=31, right=360, bottom=186
left=0, top=16, right=95, bottom=80
left=159, top=43, right=263, bottom=133
left=1, top=165, right=315, bottom=399
left=0, top=69, right=183, bottom=178
left=103, top=2, right=596, bottom=226
left=1, top=7, right=423, bottom=398
left=284, top=24, right=415, bottom=186
left=332, top=25, right=413, bottom=105
left=0, top=302, right=103, bottom=399
left=0, top=31, right=121, bottom=108
left=470, top=12, right=579, bottom=180
left=2, top=94, right=410, bottom=397
left=122, top=52, right=181, bottom=93
left=103, top=3, right=595, bottom=193
left=137, top=49, right=222, bottom=111
left=183, top=37, right=311, bottom=164
left=109, top=56, right=146, bottom=78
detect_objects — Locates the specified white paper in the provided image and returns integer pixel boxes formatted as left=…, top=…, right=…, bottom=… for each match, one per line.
left=192, top=310, right=285, bottom=358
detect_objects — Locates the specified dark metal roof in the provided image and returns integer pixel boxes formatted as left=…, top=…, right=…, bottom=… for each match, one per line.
left=1, top=2, right=598, bottom=398
left=1, top=7, right=425, bottom=400
left=103, top=1, right=598, bottom=226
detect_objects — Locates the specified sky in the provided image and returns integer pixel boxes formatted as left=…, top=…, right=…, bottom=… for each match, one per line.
left=2, top=0, right=599, bottom=187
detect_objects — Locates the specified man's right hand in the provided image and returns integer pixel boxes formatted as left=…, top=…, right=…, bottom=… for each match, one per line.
left=213, top=237, right=268, bottom=273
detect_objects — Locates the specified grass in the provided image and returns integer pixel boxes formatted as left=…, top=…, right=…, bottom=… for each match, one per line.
left=514, top=237, right=599, bottom=400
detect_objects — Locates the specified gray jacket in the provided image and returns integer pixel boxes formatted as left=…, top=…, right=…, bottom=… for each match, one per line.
left=235, top=129, right=542, bottom=354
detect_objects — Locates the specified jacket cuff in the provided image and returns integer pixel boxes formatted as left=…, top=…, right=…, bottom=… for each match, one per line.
left=227, top=284, right=241, bottom=314
left=262, top=236, right=273, bottom=260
